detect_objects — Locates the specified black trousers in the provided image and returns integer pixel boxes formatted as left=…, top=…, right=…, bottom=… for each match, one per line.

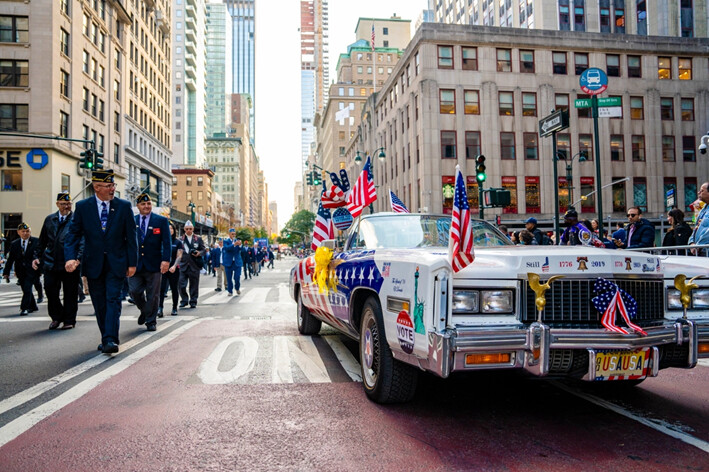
left=44, top=269, right=79, bottom=324
left=129, top=270, right=162, bottom=326
left=178, top=267, right=200, bottom=305
left=160, top=269, right=179, bottom=309
left=18, top=273, right=38, bottom=312
left=87, top=260, right=123, bottom=345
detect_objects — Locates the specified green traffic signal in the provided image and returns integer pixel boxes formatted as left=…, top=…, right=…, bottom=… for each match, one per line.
left=94, top=150, right=104, bottom=170
left=79, top=149, right=94, bottom=169
left=312, top=171, right=321, bottom=185
left=475, top=155, right=486, bottom=183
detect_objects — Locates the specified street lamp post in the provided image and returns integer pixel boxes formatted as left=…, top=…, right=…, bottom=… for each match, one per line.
left=556, top=151, right=588, bottom=205
left=188, top=201, right=196, bottom=225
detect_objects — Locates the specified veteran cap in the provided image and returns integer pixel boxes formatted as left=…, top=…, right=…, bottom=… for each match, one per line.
left=564, top=207, right=578, bottom=219
left=17, top=222, right=29, bottom=230
left=136, top=192, right=151, bottom=204
left=184, top=220, right=194, bottom=228
left=91, top=169, right=115, bottom=183
left=56, top=192, right=71, bottom=202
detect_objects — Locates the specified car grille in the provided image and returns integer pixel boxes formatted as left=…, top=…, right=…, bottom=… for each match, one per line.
left=522, top=278, right=665, bottom=327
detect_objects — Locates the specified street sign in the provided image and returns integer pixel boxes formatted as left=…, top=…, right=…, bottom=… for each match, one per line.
left=598, top=106, right=622, bottom=118
left=666, top=189, right=675, bottom=208
left=574, top=98, right=592, bottom=108
left=598, top=97, right=621, bottom=107
left=538, top=109, right=569, bottom=137
left=580, top=68, right=608, bottom=95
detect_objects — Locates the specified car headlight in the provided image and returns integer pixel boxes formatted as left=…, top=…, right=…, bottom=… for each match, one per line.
left=453, top=289, right=513, bottom=314
left=453, top=290, right=479, bottom=313
left=667, top=289, right=682, bottom=310
left=481, top=290, right=514, bottom=313
left=693, top=289, right=709, bottom=309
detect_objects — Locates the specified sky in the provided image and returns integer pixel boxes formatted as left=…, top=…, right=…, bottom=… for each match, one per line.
left=255, top=0, right=428, bottom=231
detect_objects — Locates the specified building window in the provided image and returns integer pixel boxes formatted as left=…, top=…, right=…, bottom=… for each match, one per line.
left=464, top=90, right=479, bottom=114
left=574, top=53, right=588, bottom=75
left=1, top=169, right=22, bottom=191
left=461, top=47, right=477, bottom=70
left=114, top=143, right=119, bottom=164
left=636, top=0, right=648, bottom=34
left=500, top=132, right=515, bottom=160
left=681, top=98, right=694, bottom=121
left=197, top=191, right=203, bottom=201
left=678, top=58, right=692, bottom=80
left=559, top=2, right=570, bottom=30
left=658, top=57, right=671, bottom=79
left=525, top=177, right=540, bottom=213
left=519, top=50, right=534, bottom=73
left=630, top=96, right=643, bottom=119
left=612, top=178, right=626, bottom=212
left=660, top=98, right=674, bottom=120
left=680, top=0, right=694, bottom=37
left=439, top=89, right=455, bottom=114
left=415, top=52, right=419, bottom=75
left=501, top=177, right=517, bottom=214
left=0, top=103, right=28, bottom=131
left=465, top=131, right=481, bottom=159
left=82, top=50, right=90, bottom=74
left=685, top=177, right=697, bottom=211
left=683, top=136, right=696, bottom=162
left=114, top=80, right=120, bottom=100
left=552, top=52, right=567, bottom=74
left=523, top=133, right=538, bottom=160
left=631, top=135, right=645, bottom=161
left=633, top=177, right=647, bottom=213
left=600, top=5, right=611, bottom=32
left=522, top=92, right=536, bottom=117
left=662, top=136, right=675, bottom=161
left=606, top=54, right=620, bottom=77
left=555, top=93, right=569, bottom=111
left=580, top=177, right=595, bottom=213
left=499, top=91, right=513, bottom=116
left=556, top=133, right=571, bottom=160
left=496, top=49, right=511, bottom=72
left=59, top=111, right=69, bottom=138
left=610, top=135, right=624, bottom=161
left=579, top=134, right=593, bottom=160
left=577, top=94, right=591, bottom=119
left=0, top=59, right=28, bottom=87
left=0, top=15, right=29, bottom=43
left=197, top=176, right=204, bottom=186
left=60, top=28, right=70, bottom=56
left=60, top=0, right=70, bottom=15
left=437, top=46, right=453, bottom=69
left=441, top=131, right=456, bottom=159
left=114, top=111, right=120, bottom=132
left=186, top=191, right=192, bottom=201
left=574, top=1, right=586, bottom=31
left=627, top=55, right=641, bottom=78
left=186, top=176, right=192, bottom=186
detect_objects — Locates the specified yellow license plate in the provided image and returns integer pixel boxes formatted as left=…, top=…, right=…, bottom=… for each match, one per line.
left=594, top=349, right=648, bottom=380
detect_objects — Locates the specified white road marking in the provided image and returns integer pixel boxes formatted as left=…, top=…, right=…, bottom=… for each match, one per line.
left=272, top=336, right=294, bottom=383
left=0, top=318, right=204, bottom=448
left=698, top=359, right=709, bottom=368
left=278, top=285, right=291, bottom=303
left=197, top=336, right=259, bottom=384
left=287, top=336, right=331, bottom=383
left=551, top=381, right=709, bottom=453
left=238, top=287, right=271, bottom=304
left=324, top=335, right=362, bottom=382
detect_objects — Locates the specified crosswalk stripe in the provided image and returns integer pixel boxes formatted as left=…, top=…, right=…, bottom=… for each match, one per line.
left=323, top=335, right=362, bottom=382
left=238, top=287, right=271, bottom=303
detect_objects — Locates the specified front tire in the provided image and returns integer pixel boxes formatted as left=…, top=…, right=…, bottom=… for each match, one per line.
left=297, top=287, right=321, bottom=335
left=360, top=297, right=418, bottom=403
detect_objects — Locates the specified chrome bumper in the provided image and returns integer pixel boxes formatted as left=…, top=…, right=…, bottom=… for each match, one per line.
left=424, top=320, right=701, bottom=379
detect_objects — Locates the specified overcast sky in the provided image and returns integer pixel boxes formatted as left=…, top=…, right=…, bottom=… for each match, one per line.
left=254, top=0, right=427, bottom=231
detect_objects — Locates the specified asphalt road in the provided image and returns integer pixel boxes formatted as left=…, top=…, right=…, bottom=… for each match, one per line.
left=1, top=257, right=708, bottom=471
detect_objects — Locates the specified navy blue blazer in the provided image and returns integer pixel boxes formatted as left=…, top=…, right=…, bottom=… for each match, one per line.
left=210, top=246, right=222, bottom=268
left=65, top=197, right=138, bottom=279
left=135, top=213, right=171, bottom=273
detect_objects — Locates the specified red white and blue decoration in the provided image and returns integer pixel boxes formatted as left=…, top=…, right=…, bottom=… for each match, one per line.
left=591, top=278, right=647, bottom=336
left=449, top=165, right=475, bottom=272
left=389, top=189, right=409, bottom=213
left=347, top=156, right=377, bottom=219
left=332, top=207, right=354, bottom=231
left=311, top=189, right=335, bottom=251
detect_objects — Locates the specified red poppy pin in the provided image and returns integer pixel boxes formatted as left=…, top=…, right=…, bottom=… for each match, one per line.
left=153, top=228, right=161, bottom=235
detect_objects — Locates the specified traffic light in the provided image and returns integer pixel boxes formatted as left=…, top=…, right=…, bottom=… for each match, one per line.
left=94, top=150, right=104, bottom=170
left=306, top=172, right=313, bottom=185
left=79, top=149, right=94, bottom=169
left=312, top=170, right=321, bottom=186
left=475, top=155, right=486, bottom=183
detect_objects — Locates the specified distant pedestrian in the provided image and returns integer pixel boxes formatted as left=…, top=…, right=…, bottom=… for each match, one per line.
left=159, top=222, right=183, bottom=316
left=222, top=229, right=243, bottom=295
left=250, top=243, right=259, bottom=276
left=178, top=221, right=205, bottom=308
left=128, top=193, right=171, bottom=332
left=241, top=239, right=251, bottom=280
left=267, top=247, right=275, bottom=269
left=212, top=240, right=224, bottom=291
left=3, top=223, right=41, bottom=316
left=64, top=169, right=138, bottom=355
left=34, top=192, right=80, bottom=329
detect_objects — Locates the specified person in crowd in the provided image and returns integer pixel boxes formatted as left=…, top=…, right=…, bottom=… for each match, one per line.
left=267, top=247, right=275, bottom=269
left=613, top=206, right=655, bottom=249
left=518, top=230, right=536, bottom=245
left=204, top=246, right=212, bottom=276
left=222, top=230, right=244, bottom=296
left=128, top=193, right=170, bottom=332
left=3, top=223, right=41, bottom=316
left=212, top=240, right=224, bottom=291
left=591, top=219, right=600, bottom=236
left=65, top=169, right=138, bottom=354
left=689, top=182, right=709, bottom=256
left=662, top=208, right=692, bottom=255
left=159, top=222, right=183, bottom=317
left=250, top=243, right=260, bottom=277
left=34, top=192, right=80, bottom=329
left=178, top=220, right=205, bottom=308
left=257, top=246, right=266, bottom=271
left=559, top=207, right=592, bottom=246
left=612, top=222, right=626, bottom=243
left=497, top=225, right=510, bottom=240
left=241, top=239, right=252, bottom=280
left=524, top=217, right=544, bottom=245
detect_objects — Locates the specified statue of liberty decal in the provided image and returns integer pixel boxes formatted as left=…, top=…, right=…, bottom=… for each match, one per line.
left=413, top=266, right=425, bottom=334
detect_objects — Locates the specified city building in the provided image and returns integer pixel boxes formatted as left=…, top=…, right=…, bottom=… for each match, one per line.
left=358, top=22, right=708, bottom=221
left=229, top=93, right=257, bottom=227
left=171, top=167, right=216, bottom=235
left=224, top=0, right=256, bottom=140
left=269, top=200, right=278, bottom=235
left=430, top=0, right=707, bottom=38
left=205, top=1, right=233, bottom=137
left=0, top=0, right=131, bottom=241
left=354, top=15, right=411, bottom=50
left=205, top=134, right=242, bottom=223
left=172, top=0, right=207, bottom=167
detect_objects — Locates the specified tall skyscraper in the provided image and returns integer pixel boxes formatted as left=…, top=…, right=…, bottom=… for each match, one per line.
left=300, top=0, right=329, bottom=167
left=224, top=0, right=256, bottom=140
left=206, top=2, right=234, bottom=137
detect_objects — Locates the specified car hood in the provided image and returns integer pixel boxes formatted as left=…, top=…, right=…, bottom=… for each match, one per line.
left=661, top=255, right=709, bottom=284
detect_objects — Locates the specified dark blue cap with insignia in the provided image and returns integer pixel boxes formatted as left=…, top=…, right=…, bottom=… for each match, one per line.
left=136, top=192, right=151, bottom=204
left=18, top=222, right=29, bottom=230
left=57, top=192, right=71, bottom=202
left=91, top=169, right=115, bottom=183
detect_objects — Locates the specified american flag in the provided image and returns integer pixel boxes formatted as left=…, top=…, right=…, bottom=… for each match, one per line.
left=371, top=24, right=375, bottom=51
left=311, top=191, right=335, bottom=250
left=389, top=189, right=409, bottom=213
left=347, top=156, right=377, bottom=219
left=449, top=166, right=474, bottom=272
left=592, top=278, right=647, bottom=336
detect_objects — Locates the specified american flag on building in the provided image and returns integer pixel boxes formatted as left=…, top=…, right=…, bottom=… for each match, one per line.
left=449, top=166, right=475, bottom=272
left=389, top=189, right=409, bottom=213
left=312, top=191, right=335, bottom=250
left=371, top=24, right=375, bottom=51
left=347, top=156, right=377, bottom=219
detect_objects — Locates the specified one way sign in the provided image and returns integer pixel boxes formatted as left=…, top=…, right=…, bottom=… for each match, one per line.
left=538, top=109, right=569, bottom=137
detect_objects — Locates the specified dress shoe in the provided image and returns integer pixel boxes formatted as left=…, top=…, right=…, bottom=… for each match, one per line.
left=127, top=298, right=135, bottom=305
left=137, top=312, right=146, bottom=325
left=49, top=320, right=61, bottom=330
left=171, top=308, right=178, bottom=316
left=179, top=301, right=188, bottom=308
left=61, top=323, right=75, bottom=330
left=97, top=344, right=103, bottom=351
left=237, top=290, right=241, bottom=295
left=157, top=307, right=164, bottom=318
left=227, top=291, right=233, bottom=296
left=214, top=287, right=222, bottom=292
left=189, top=303, right=197, bottom=308
left=146, top=324, right=156, bottom=332
left=102, top=342, right=119, bottom=354
left=20, top=310, right=29, bottom=316
left=78, top=295, right=86, bottom=303
left=37, top=296, right=44, bottom=304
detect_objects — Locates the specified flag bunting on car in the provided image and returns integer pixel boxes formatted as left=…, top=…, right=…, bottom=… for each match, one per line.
left=389, top=189, right=409, bottom=213
left=346, top=156, right=377, bottom=219
left=591, top=277, right=647, bottom=336
left=449, top=165, right=474, bottom=272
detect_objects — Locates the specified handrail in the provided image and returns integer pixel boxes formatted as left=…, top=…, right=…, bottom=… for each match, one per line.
left=625, top=244, right=709, bottom=256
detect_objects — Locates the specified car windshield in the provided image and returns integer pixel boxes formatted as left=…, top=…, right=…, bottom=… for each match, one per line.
left=351, top=214, right=512, bottom=249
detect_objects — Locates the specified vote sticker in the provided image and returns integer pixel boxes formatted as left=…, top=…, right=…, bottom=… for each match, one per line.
left=396, top=310, right=414, bottom=354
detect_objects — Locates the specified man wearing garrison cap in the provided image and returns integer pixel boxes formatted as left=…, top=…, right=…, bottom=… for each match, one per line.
left=177, top=219, right=205, bottom=308
left=3, top=223, right=41, bottom=316
left=65, top=169, right=137, bottom=354
left=33, top=192, right=81, bottom=329
left=128, top=193, right=170, bottom=332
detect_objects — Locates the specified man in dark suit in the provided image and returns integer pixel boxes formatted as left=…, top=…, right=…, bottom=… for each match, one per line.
left=65, top=169, right=138, bottom=354
left=33, top=192, right=80, bottom=329
left=178, top=220, right=205, bottom=308
left=129, top=193, right=170, bottom=332
left=222, top=229, right=243, bottom=296
left=3, top=223, right=40, bottom=315
left=211, top=240, right=224, bottom=292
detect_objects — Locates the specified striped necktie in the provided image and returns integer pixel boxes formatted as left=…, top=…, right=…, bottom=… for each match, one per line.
left=101, top=202, right=108, bottom=232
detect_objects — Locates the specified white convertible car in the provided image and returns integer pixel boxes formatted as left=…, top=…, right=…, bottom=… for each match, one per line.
left=290, top=213, right=708, bottom=403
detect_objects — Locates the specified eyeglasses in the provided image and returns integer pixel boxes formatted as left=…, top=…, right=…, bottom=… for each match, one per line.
left=627, top=213, right=638, bottom=217
left=95, top=183, right=116, bottom=189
